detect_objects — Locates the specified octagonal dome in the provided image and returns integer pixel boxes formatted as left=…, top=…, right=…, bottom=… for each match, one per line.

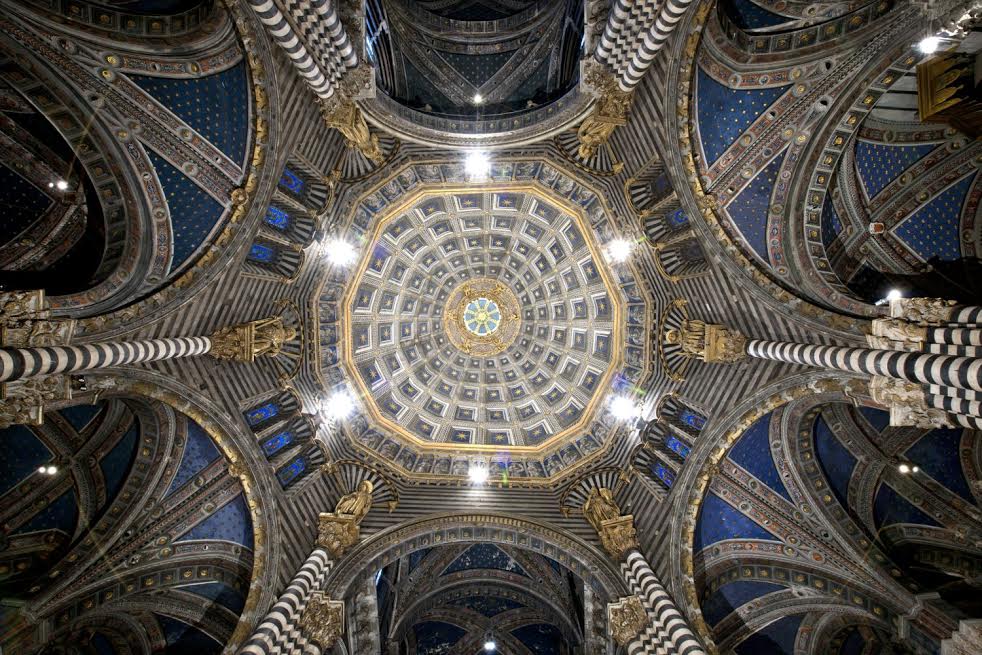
left=318, top=159, right=653, bottom=483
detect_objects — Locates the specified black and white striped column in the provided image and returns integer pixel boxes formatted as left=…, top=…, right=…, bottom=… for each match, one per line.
left=239, top=548, right=333, bottom=655
left=925, top=394, right=982, bottom=429
left=0, top=337, right=211, bottom=383
left=309, top=0, right=357, bottom=69
left=594, top=0, right=634, bottom=68
left=926, top=326, right=982, bottom=346
left=746, top=340, right=982, bottom=392
left=621, top=0, right=693, bottom=90
left=248, top=0, right=334, bottom=99
left=622, top=550, right=706, bottom=655
left=947, top=305, right=982, bottom=325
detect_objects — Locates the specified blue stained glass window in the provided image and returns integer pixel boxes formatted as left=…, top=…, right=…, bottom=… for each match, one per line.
left=249, top=243, right=275, bottom=262
left=262, top=431, right=293, bottom=457
left=265, top=206, right=290, bottom=230
left=665, top=435, right=691, bottom=459
left=280, top=168, right=304, bottom=194
left=277, top=457, right=306, bottom=487
left=668, top=208, right=689, bottom=227
left=246, top=402, right=278, bottom=426
left=681, top=409, right=707, bottom=431
left=653, top=462, right=675, bottom=487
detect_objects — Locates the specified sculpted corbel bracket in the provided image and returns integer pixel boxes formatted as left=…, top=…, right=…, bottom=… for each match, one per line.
left=868, top=376, right=953, bottom=428
left=300, top=591, right=345, bottom=649
left=0, top=290, right=75, bottom=347
left=0, top=374, right=73, bottom=429
left=576, top=64, right=633, bottom=159
left=607, top=595, right=647, bottom=646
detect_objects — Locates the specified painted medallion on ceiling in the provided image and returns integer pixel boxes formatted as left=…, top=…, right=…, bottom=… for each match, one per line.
left=318, top=159, right=654, bottom=483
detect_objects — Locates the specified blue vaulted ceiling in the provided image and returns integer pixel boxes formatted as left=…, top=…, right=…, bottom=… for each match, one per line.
left=904, top=428, right=975, bottom=504
left=166, top=419, right=221, bottom=494
left=156, top=615, right=222, bottom=655
left=129, top=64, right=249, bottom=165
left=696, top=68, right=789, bottom=165
left=0, top=423, right=53, bottom=496
left=734, top=614, right=805, bottom=655
left=813, top=412, right=857, bottom=507
left=0, top=163, right=52, bottom=242
left=443, top=543, right=529, bottom=576
left=855, top=140, right=936, bottom=199
left=727, top=411, right=792, bottom=502
left=702, top=580, right=785, bottom=626
left=894, top=173, right=974, bottom=262
left=146, top=150, right=226, bottom=274
left=873, top=483, right=941, bottom=530
left=176, top=493, right=254, bottom=549
left=511, top=623, right=563, bottom=655
left=413, top=621, right=466, bottom=655
left=722, top=0, right=792, bottom=30
left=725, top=152, right=786, bottom=263
left=448, top=594, right=522, bottom=617
left=695, top=491, right=779, bottom=552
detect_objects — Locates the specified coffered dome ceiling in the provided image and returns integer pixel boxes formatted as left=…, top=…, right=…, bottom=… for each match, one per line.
left=318, top=159, right=654, bottom=483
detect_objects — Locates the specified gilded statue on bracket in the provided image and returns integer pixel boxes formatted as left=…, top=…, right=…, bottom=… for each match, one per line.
left=664, top=320, right=746, bottom=363
left=318, top=480, right=374, bottom=559
left=208, top=316, right=296, bottom=363
left=582, top=487, right=639, bottom=561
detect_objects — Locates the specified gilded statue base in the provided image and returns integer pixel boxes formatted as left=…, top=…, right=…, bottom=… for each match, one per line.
left=608, top=595, right=647, bottom=646
left=300, top=591, right=345, bottom=648
left=317, top=513, right=361, bottom=559
left=598, top=515, right=639, bottom=561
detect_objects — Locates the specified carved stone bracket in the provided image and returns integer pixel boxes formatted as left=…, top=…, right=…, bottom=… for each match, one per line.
left=868, top=376, right=954, bottom=428
left=607, top=595, right=647, bottom=646
left=207, top=316, right=295, bottom=363
left=598, top=515, right=640, bottom=561
left=300, top=591, right=345, bottom=649
left=889, top=297, right=958, bottom=325
left=0, top=290, right=75, bottom=347
left=576, top=64, right=633, bottom=159
left=0, top=374, right=72, bottom=428
left=317, top=512, right=362, bottom=559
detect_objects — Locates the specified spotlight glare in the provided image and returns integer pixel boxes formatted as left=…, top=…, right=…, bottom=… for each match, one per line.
left=886, top=289, right=903, bottom=301
left=609, top=395, right=640, bottom=421
left=324, top=238, right=358, bottom=267
left=918, top=36, right=941, bottom=54
left=473, top=93, right=483, bottom=105
left=55, top=179, right=68, bottom=191
left=464, top=151, right=490, bottom=179
left=898, top=463, right=911, bottom=474
left=468, top=464, right=489, bottom=485
left=38, top=466, right=46, bottom=474
left=325, top=390, right=356, bottom=420
left=483, top=640, right=496, bottom=652
left=912, top=466, right=919, bottom=473
left=606, top=238, right=634, bottom=263
left=46, top=465, right=57, bottom=475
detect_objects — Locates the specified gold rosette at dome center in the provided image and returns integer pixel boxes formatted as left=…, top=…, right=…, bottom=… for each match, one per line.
left=443, top=279, right=521, bottom=357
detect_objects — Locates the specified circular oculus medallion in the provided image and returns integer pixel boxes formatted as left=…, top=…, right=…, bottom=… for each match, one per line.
left=443, top=279, right=521, bottom=357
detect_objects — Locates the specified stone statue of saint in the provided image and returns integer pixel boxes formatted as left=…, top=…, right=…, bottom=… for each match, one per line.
left=665, top=319, right=746, bottom=363
left=335, top=480, right=374, bottom=524
left=583, top=487, right=621, bottom=533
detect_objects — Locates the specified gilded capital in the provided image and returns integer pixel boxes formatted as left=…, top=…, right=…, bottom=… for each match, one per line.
left=868, top=376, right=953, bottom=428
left=582, top=487, right=639, bottom=560
left=607, top=595, right=647, bottom=646
left=300, top=591, right=345, bottom=648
